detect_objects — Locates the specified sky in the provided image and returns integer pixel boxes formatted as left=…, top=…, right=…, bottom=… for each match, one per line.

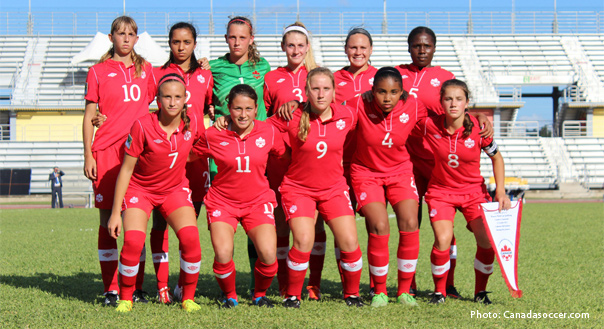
left=2, top=0, right=603, bottom=126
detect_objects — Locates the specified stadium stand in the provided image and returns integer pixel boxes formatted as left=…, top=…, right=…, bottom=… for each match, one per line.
left=564, top=138, right=604, bottom=189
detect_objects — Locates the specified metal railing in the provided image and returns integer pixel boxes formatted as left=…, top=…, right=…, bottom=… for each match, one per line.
left=1, top=11, right=602, bottom=35
left=499, top=121, right=540, bottom=137
left=562, top=120, right=588, bottom=137
left=0, top=123, right=9, bottom=140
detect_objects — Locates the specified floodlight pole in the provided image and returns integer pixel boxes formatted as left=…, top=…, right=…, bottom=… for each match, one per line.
left=28, top=0, right=32, bottom=35
left=123, top=0, right=126, bottom=15
left=553, top=0, right=559, bottom=33
left=467, top=0, right=473, bottom=34
left=297, top=0, right=300, bottom=22
left=209, top=0, right=214, bottom=35
left=253, top=0, right=256, bottom=27
left=511, top=0, right=515, bottom=34
left=382, top=0, right=387, bottom=34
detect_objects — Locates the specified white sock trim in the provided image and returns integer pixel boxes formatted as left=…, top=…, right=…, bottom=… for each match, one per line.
left=180, top=257, right=201, bottom=274
left=311, top=242, right=327, bottom=255
left=431, top=261, right=451, bottom=276
left=397, top=258, right=418, bottom=273
left=449, top=245, right=457, bottom=260
left=119, top=262, right=139, bottom=277
left=98, top=249, right=118, bottom=261
left=152, top=252, right=169, bottom=263
left=214, top=271, right=232, bottom=279
left=286, top=256, right=309, bottom=271
left=474, top=258, right=494, bottom=274
left=276, top=247, right=289, bottom=260
left=369, top=264, right=389, bottom=276
left=341, top=257, right=363, bottom=272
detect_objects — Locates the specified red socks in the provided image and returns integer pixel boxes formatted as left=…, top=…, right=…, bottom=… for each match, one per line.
left=286, top=247, right=311, bottom=299
left=474, top=245, right=494, bottom=295
left=367, top=233, right=389, bottom=295
left=98, top=225, right=119, bottom=293
left=397, top=230, right=419, bottom=296
left=118, top=230, right=146, bottom=301
left=308, top=230, right=326, bottom=288
left=447, top=235, right=457, bottom=288
left=213, top=259, right=237, bottom=300
left=177, top=226, right=201, bottom=301
left=151, top=228, right=170, bottom=290
left=254, top=260, right=278, bottom=298
left=430, top=246, right=450, bottom=296
left=276, top=235, right=290, bottom=295
left=340, top=246, right=363, bottom=298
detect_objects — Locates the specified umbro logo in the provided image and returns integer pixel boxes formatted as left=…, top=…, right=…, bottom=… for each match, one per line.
left=368, top=114, right=378, bottom=119
left=277, top=78, right=285, bottom=83
left=434, top=134, right=442, bottom=139
left=153, top=139, right=163, bottom=144
left=108, top=73, right=117, bottom=77
left=401, top=75, right=408, bottom=79
left=220, top=141, right=229, bottom=146
left=338, top=81, right=347, bottom=86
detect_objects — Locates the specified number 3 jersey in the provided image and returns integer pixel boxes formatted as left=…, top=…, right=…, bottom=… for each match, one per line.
left=263, top=66, right=307, bottom=116
left=268, top=103, right=357, bottom=193
left=349, top=96, right=427, bottom=177
left=125, top=112, right=204, bottom=193
left=420, top=114, right=494, bottom=194
left=85, top=59, right=154, bottom=152
left=192, top=120, right=286, bottom=206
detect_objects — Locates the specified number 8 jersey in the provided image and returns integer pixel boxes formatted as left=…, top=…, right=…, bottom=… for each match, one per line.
left=85, top=59, right=154, bottom=152
left=420, top=114, right=494, bottom=194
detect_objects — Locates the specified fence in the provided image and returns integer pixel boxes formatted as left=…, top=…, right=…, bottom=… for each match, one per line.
left=1, top=11, right=602, bottom=35
left=500, top=121, right=540, bottom=137
left=562, top=120, right=588, bottom=137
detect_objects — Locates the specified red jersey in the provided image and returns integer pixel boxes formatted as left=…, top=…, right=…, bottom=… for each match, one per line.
left=263, top=66, right=307, bottom=116
left=193, top=120, right=286, bottom=206
left=421, top=114, right=493, bottom=194
left=85, top=59, right=153, bottom=152
left=333, top=65, right=378, bottom=104
left=268, top=103, right=357, bottom=193
left=349, top=96, right=427, bottom=177
left=149, top=64, right=213, bottom=117
left=125, top=112, right=204, bottom=193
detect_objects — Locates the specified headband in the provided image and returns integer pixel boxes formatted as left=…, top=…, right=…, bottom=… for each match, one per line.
left=158, top=75, right=185, bottom=87
left=283, top=26, right=309, bottom=38
left=229, top=19, right=253, bottom=31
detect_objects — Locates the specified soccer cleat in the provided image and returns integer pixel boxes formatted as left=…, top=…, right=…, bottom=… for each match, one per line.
left=248, top=289, right=255, bottom=300
left=428, top=292, right=446, bottom=305
left=253, top=296, right=275, bottom=308
left=282, top=296, right=301, bottom=309
left=474, top=291, right=492, bottom=305
left=157, top=287, right=173, bottom=305
left=344, top=295, right=364, bottom=307
left=173, top=284, right=183, bottom=302
left=408, top=288, right=417, bottom=297
left=306, top=285, right=321, bottom=301
left=221, top=298, right=239, bottom=309
left=397, top=293, right=418, bottom=307
left=446, top=285, right=462, bottom=299
left=132, top=289, right=149, bottom=303
left=182, top=299, right=202, bottom=312
left=370, top=292, right=388, bottom=307
left=368, top=287, right=375, bottom=299
left=115, top=300, right=133, bottom=313
left=103, top=291, right=119, bottom=307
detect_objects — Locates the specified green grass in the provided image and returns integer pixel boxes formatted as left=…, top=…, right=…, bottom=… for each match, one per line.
left=1, top=203, right=602, bottom=328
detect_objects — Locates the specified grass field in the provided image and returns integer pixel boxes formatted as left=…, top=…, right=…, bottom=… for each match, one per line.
left=0, top=203, right=602, bottom=328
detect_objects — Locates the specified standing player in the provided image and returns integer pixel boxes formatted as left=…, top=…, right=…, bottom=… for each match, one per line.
left=147, top=22, right=213, bottom=304
left=107, top=74, right=204, bottom=313
left=397, top=26, right=492, bottom=297
left=263, top=22, right=323, bottom=299
left=82, top=16, right=153, bottom=306
left=193, top=84, right=284, bottom=308
left=419, top=79, right=510, bottom=305
left=349, top=67, right=425, bottom=307
left=269, top=67, right=364, bottom=308
left=209, top=16, right=271, bottom=294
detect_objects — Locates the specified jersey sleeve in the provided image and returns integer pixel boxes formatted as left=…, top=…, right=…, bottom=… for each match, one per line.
left=263, top=82, right=273, bottom=114
left=148, top=67, right=159, bottom=104
left=266, top=113, right=289, bottom=133
left=269, top=125, right=286, bottom=157
left=125, top=120, right=145, bottom=158
left=413, top=116, right=428, bottom=138
left=84, top=66, right=100, bottom=103
left=415, top=98, right=428, bottom=123
left=205, top=72, right=214, bottom=107
left=192, top=130, right=211, bottom=157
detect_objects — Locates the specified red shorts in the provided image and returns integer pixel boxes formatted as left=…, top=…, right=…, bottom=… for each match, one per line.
left=352, top=172, right=419, bottom=211
left=93, top=142, right=125, bottom=209
left=280, top=182, right=353, bottom=221
left=205, top=189, right=276, bottom=233
left=411, top=156, right=434, bottom=199
left=344, top=165, right=357, bottom=212
left=425, top=190, right=491, bottom=224
left=186, top=157, right=210, bottom=202
left=122, top=185, right=194, bottom=218
left=267, top=154, right=290, bottom=205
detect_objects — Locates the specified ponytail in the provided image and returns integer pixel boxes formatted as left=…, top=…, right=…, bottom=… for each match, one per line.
left=282, top=22, right=317, bottom=71
left=99, top=16, right=147, bottom=78
left=462, top=112, right=474, bottom=138
left=181, top=104, right=191, bottom=132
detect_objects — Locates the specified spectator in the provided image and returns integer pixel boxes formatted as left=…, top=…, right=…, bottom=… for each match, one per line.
left=49, top=166, right=64, bottom=208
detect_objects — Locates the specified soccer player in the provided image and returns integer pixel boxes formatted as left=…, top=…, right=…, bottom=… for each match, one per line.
left=396, top=26, right=493, bottom=297
left=147, top=22, right=213, bottom=304
left=107, top=73, right=204, bottom=313
left=418, top=79, right=510, bottom=305
left=82, top=16, right=153, bottom=306
left=268, top=67, right=364, bottom=308
left=349, top=67, right=425, bottom=307
left=209, top=16, right=271, bottom=294
left=192, top=84, right=285, bottom=309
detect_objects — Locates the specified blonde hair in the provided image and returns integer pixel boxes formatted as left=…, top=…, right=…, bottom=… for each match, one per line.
left=282, top=22, right=317, bottom=72
left=298, top=67, right=334, bottom=142
left=227, top=16, right=260, bottom=66
left=99, top=16, right=147, bottom=78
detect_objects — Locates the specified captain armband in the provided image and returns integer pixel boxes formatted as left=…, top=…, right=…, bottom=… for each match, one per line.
left=482, top=141, right=499, bottom=157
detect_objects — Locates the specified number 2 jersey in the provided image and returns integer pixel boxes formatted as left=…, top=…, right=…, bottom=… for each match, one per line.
left=125, top=112, right=204, bottom=194
left=192, top=120, right=286, bottom=206
left=268, top=103, right=357, bottom=193
left=348, top=95, right=427, bottom=177
left=85, top=59, right=154, bottom=152
left=420, top=114, right=494, bottom=194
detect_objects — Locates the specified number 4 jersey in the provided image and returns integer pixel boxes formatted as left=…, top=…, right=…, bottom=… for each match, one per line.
left=85, top=59, right=154, bottom=152
left=420, top=114, right=494, bottom=194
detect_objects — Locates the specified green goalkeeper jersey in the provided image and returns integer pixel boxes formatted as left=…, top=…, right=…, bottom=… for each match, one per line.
left=210, top=54, right=271, bottom=121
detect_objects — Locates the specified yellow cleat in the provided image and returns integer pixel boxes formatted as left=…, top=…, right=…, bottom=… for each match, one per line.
left=182, top=299, right=202, bottom=312
left=115, top=300, right=133, bottom=313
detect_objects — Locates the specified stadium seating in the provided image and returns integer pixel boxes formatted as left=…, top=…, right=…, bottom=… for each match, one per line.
left=564, top=138, right=604, bottom=188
